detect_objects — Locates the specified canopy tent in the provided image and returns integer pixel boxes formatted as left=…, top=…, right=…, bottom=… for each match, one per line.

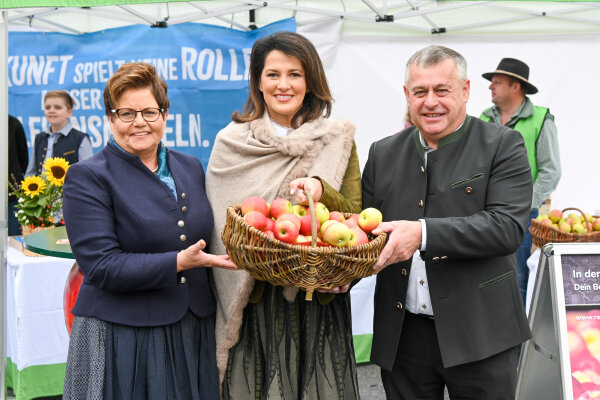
left=3, top=0, right=600, bottom=36
left=2, top=2, right=600, bottom=398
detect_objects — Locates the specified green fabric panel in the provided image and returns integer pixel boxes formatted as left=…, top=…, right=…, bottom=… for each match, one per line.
left=0, top=0, right=198, bottom=7
left=353, top=333, right=373, bottom=364
left=5, top=358, right=67, bottom=400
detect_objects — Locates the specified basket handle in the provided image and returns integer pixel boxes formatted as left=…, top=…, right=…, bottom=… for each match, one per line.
left=303, top=189, right=319, bottom=248
left=561, top=207, right=592, bottom=233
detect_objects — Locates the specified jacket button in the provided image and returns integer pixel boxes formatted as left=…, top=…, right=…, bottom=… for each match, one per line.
left=420, top=165, right=425, bottom=173
left=396, top=302, right=403, bottom=309
left=182, top=206, right=188, bottom=213
left=418, top=200, right=424, bottom=208
left=432, top=256, right=440, bottom=261
left=180, top=276, right=187, bottom=284
left=401, top=268, right=407, bottom=276
left=181, top=193, right=186, bottom=199
left=180, top=234, right=186, bottom=241
left=178, top=220, right=184, bottom=227
left=441, top=256, right=447, bottom=260
left=465, top=187, right=473, bottom=194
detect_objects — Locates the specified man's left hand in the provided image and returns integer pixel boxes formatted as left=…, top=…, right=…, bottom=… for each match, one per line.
left=372, top=220, right=421, bottom=272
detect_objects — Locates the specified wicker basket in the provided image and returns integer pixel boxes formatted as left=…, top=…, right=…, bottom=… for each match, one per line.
left=529, top=207, right=600, bottom=248
left=221, top=195, right=386, bottom=301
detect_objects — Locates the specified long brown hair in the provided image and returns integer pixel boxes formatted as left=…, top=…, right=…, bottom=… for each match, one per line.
left=232, top=31, right=332, bottom=129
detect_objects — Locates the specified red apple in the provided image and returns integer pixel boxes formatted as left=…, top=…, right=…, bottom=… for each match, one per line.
left=329, top=211, right=345, bottom=222
left=359, top=207, right=383, bottom=234
left=296, top=234, right=308, bottom=243
left=263, top=217, right=275, bottom=232
left=277, top=213, right=301, bottom=229
left=244, top=211, right=268, bottom=231
left=348, top=226, right=369, bottom=246
left=549, top=209, right=563, bottom=223
left=349, top=214, right=360, bottom=224
left=274, top=218, right=299, bottom=243
left=593, top=218, right=600, bottom=232
left=343, top=218, right=358, bottom=229
left=322, top=221, right=352, bottom=247
left=263, top=230, right=275, bottom=238
left=293, top=204, right=308, bottom=217
left=241, top=195, right=269, bottom=217
left=270, top=198, right=293, bottom=219
left=320, top=220, right=337, bottom=237
left=314, top=202, right=330, bottom=224
left=299, top=214, right=321, bottom=236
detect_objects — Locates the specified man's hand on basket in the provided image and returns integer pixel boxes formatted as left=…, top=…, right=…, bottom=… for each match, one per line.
left=289, top=177, right=323, bottom=205
left=371, top=220, right=421, bottom=272
left=177, top=239, right=239, bottom=272
left=318, top=284, right=351, bottom=294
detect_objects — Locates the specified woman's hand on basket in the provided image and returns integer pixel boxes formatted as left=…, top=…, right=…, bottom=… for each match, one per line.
left=372, top=220, right=421, bottom=272
left=318, top=284, right=351, bottom=294
left=289, top=177, right=323, bottom=205
left=177, top=239, right=239, bottom=272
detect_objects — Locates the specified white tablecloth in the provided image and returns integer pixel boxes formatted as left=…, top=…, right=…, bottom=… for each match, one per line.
left=6, top=246, right=74, bottom=399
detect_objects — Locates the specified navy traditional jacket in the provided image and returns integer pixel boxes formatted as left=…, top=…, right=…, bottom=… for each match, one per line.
left=63, top=142, right=216, bottom=326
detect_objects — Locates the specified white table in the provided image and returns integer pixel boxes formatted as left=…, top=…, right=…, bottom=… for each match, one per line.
left=6, top=246, right=73, bottom=400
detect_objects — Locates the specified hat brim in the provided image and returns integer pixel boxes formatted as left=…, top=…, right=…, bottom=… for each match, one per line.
left=482, top=70, right=538, bottom=94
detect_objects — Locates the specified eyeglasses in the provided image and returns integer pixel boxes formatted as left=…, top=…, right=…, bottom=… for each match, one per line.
left=110, top=108, right=164, bottom=122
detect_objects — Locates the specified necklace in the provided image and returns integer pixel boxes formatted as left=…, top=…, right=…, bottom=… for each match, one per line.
left=152, top=165, right=159, bottom=173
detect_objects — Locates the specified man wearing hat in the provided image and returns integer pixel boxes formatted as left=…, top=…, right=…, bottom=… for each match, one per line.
left=481, top=58, right=561, bottom=310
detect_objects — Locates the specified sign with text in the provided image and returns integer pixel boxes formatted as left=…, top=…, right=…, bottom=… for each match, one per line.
left=8, top=19, right=296, bottom=168
left=562, top=255, right=600, bottom=305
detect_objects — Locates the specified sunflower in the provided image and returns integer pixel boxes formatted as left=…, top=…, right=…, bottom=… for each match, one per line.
left=43, top=157, right=70, bottom=186
left=21, top=176, right=46, bottom=198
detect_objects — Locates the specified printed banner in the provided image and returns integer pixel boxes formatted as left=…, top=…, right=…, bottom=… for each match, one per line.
left=8, top=19, right=296, bottom=168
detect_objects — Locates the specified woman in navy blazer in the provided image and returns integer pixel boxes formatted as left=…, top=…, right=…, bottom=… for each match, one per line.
left=62, top=62, right=237, bottom=400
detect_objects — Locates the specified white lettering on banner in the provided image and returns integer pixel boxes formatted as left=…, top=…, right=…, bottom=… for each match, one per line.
left=73, top=60, right=124, bottom=84
left=8, top=54, right=73, bottom=86
left=181, top=46, right=250, bottom=81
left=40, top=89, right=103, bottom=111
left=24, top=115, right=207, bottom=150
left=189, top=114, right=202, bottom=147
left=130, top=58, right=178, bottom=80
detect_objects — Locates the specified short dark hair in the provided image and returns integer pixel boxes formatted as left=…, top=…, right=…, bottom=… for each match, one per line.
left=233, top=31, right=332, bottom=129
left=44, top=90, right=74, bottom=110
left=103, top=62, right=169, bottom=119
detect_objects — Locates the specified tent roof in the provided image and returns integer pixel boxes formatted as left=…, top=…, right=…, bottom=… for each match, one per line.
left=3, top=0, right=600, bottom=36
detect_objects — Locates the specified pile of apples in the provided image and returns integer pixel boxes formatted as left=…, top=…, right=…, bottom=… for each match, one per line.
left=536, top=209, right=600, bottom=234
left=240, top=195, right=383, bottom=247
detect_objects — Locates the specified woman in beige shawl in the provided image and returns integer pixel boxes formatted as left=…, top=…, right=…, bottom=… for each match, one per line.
left=206, top=31, right=362, bottom=399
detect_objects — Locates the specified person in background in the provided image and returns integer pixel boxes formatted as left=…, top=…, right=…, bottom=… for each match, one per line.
left=62, top=62, right=237, bottom=399
left=206, top=31, right=362, bottom=399
left=480, top=57, right=561, bottom=308
left=362, top=45, right=532, bottom=399
left=25, top=90, right=93, bottom=176
left=8, top=115, right=29, bottom=236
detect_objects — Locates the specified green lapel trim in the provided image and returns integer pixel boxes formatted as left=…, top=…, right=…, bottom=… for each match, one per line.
left=438, top=115, right=471, bottom=148
left=412, top=115, right=471, bottom=154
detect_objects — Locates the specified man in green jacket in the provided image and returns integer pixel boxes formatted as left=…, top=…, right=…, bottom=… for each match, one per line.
left=481, top=58, right=561, bottom=310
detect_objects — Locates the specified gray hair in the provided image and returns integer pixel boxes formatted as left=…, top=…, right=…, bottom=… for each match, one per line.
left=405, top=45, right=467, bottom=84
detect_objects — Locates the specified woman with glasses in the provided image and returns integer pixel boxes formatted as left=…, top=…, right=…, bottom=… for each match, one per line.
left=206, top=31, right=361, bottom=399
left=61, top=62, right=238, bottom=400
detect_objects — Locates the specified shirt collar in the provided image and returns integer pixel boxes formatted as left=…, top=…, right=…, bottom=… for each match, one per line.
left=47, top=122, right=72, bottom=137
left=417, top=115, right=469, bottom=151
left=486, top=97, right=533, bottom=127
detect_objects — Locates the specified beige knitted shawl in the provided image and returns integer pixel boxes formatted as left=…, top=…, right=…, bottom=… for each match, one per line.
left=205, top=111, right=355, bottom=384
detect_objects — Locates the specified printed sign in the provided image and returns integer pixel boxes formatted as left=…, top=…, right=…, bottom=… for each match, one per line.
left=8, top=19, right=296, bottom=168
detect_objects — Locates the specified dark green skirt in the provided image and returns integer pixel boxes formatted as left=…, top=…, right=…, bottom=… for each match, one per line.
left=222, top=284, right=359, bottom=399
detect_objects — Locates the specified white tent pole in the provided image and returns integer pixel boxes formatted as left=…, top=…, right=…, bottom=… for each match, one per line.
left=188, top=2, right=250, bottom=31
left=1, top=10, right=8, bottom=400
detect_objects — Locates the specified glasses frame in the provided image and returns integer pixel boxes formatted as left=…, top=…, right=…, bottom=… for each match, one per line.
left=110, top=107, right=165, bottom=123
